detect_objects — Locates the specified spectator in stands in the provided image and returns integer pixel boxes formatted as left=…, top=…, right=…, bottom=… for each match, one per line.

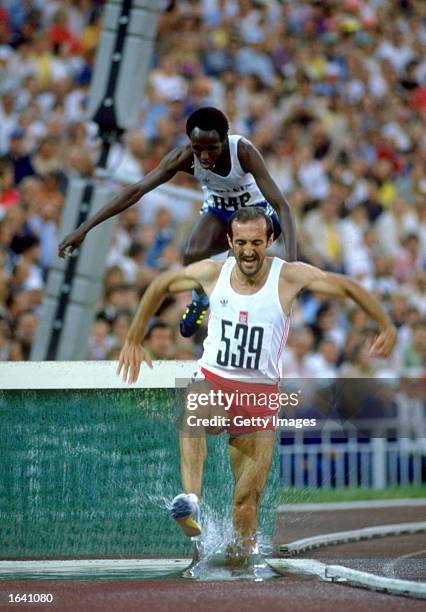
left=356, top=378, right=398, bottom=420
left=107, top=129, right=146, bottom=184
left=394, top=233, right=423, bottom=284
left=7, top=338, right=25, bottom=361
left=0, top=91, right=18, bottom=156
left=306, top=338, right=339, bottom=379
left=110, top=311, right=132, bottom=349
left=340, top=340, right=377, bottom=378
left=13, top=308, right=37, bottom=359
left=145, top=207, right=175, bottom=269
left=0, top=157, right=20, bottom=208
left=375, top=197, right=418, bottom=258
left=107, top=241, right=149, bottom=285
left=402, top=323, right=426, bottom=371
left=310, top=302, right=345, bottom=350
left=143, top=321, right=174, bottom=361
left=302, top=197, right=344, bottom=272
left=282, top=326, right=317, bottom=379
left=6, top=128, right=35, bottom=184
left=103, top=265, right=125, bottom=290
left=340, top=203, right=371, bottom=278
left=0, top=0, right=423, bottom=374
left=101, top=284, right=139, bottom=324
left=31, top=137, right=62, bottom=177
left=87, top=315, right=114, bottom=361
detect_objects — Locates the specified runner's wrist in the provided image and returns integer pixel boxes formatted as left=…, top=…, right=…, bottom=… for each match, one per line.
left=126, top=330, right=144, bottom=345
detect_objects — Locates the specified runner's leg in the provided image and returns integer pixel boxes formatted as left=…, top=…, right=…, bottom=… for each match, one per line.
left=228, top=432, right=275, bottom=553
left=180, top=212, right=229, bottom=337
left=182, top=211, right=229, bottom=264
left=172, top=379, right=226, bottom=537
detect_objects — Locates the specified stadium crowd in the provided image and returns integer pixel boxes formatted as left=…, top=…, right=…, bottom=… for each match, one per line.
left=0, top=0, right=425, bottom=394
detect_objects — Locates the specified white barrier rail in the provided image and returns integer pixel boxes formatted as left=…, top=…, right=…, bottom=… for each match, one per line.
left=270, top=558, right=426, bottom=600
left=0, top=360, right=198, bottom=389
left=1, top=557, right=424, bottom=599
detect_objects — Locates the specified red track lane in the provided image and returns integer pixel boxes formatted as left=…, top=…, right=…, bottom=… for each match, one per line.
left=274, top=505, right=426, bottom=543
left=1, top=576, right=425, bottom=612
left=2, top=504, right=425, bottom=611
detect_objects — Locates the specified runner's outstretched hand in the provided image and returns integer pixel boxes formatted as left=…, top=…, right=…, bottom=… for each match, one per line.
left=58, top=228, right=87, bottom=258
left=369, top=325, right=397, bottom=358
left=117, top=340, right=153, bottom=384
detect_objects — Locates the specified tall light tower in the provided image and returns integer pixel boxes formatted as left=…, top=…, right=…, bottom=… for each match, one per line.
left=31, top=0, right=162, bottom=360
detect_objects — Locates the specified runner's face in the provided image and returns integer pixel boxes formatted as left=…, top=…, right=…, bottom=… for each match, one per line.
left=190, top=129, right=224, bottom=169
left=228, top=219, right=272, bottom=277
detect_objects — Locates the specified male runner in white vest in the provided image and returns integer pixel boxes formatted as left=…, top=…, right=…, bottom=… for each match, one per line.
left=117, top=207, right=397, bottom=562
left=58, top=107, right=296, bottom=339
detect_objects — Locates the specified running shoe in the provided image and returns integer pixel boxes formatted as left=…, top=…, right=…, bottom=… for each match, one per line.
left=179, top=293, right=209, bottom=337
left=170, top=493, right=202, bottom=537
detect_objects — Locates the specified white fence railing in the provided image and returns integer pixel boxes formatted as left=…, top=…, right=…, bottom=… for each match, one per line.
left=280, top=428, right=425, bottom=489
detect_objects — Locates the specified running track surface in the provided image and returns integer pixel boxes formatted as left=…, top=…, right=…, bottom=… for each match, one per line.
left=1, top=504, right=425, bottom=611
left=297, top=534, right=426, bottom=582
left=1, top=575, right=424, bottom=612
left=274, top=502, right=426, bottom=584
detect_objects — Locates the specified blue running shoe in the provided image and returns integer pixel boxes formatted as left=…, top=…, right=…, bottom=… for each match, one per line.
left=171, top=493, right=202, bottom=537
left=180, top=291, right=209, bottom=338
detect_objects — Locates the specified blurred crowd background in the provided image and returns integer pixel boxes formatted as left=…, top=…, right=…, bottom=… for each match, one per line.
left=0, top=0, right=425, bottom=386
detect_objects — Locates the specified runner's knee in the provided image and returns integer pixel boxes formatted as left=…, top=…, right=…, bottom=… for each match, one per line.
left=233, top=489, right=260, bottom=509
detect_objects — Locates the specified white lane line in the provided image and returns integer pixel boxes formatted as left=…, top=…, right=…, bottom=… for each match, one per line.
left=383, top=548, right=426, bottom=579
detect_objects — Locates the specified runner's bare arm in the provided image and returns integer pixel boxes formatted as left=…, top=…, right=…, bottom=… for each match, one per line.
left=238, top=139, right=297, bottom=262
left=285, top=263, right=397, bottom=358
left=58, top=146, right=194, bottom=257
left=117, top=260, right=220, bottom=383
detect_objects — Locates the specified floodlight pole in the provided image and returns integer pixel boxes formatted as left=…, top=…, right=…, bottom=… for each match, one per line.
left=31, top=0, right=162, bottom=360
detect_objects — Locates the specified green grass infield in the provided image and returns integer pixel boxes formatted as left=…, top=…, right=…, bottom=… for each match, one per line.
left=277, top=485, right=426, bottom=505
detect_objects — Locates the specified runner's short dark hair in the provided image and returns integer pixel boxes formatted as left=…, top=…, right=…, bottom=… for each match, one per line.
left=228, top=207, right=274, bottom=240
left=186, top=107, right=229, bottom=140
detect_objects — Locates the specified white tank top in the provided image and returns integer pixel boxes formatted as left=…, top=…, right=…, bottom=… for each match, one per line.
left=193, top=135, right=266, bottom=213
left=199, top=257, right=290, bottom=382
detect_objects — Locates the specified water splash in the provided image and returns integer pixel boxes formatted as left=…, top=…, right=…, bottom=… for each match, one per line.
left=145, top=493, right=279, bottom=581
left=182, top=503, right=279, bottom=582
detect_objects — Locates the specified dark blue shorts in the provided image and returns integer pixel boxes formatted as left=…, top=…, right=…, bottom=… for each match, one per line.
left=202, top=201, right=282, bottom=240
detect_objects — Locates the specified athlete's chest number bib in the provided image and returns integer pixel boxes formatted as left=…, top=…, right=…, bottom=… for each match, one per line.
left=216, top=319, right=264, bottom=369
